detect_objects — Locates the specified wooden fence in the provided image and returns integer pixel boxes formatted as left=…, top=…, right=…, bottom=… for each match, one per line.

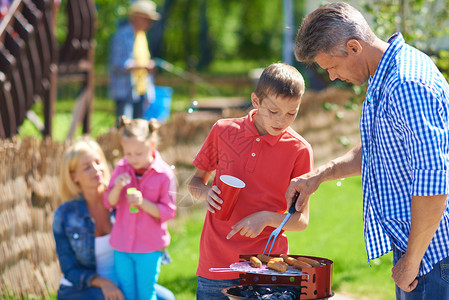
left=0, top=0, right=96, bottom=140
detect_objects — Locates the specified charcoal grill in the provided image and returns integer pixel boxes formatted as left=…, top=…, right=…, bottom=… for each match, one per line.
left=223, top=254, right=333, bottom=299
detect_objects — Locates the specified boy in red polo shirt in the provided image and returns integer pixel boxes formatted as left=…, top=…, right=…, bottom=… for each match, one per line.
left=188, top=63, right=313, bottom=299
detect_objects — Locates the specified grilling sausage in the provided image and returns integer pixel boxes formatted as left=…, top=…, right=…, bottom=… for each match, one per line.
left=249, top=256, right=262, bottom=268
left=256, top=254, right=279, bottom=263
left=296, top=256, right=321, bottom=267
left=280, top=254, right=312, bottom=270
left=280, top=254, right=297, bottom=266
left=293, top=260, right=312, bottom=270
left=267, top=260, right=289, bottom=273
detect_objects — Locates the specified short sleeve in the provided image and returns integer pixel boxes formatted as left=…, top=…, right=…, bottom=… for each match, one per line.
left=193, top=121, right=220, bottom=172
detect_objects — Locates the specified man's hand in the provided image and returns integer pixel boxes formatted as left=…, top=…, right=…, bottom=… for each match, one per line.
left=392, top=253, right=419, bottom=292
left=392, top=194, right=447, bottom=292
left=286, top=143, right=363, bottom=211
left=285, top=171, right=322, bottom=212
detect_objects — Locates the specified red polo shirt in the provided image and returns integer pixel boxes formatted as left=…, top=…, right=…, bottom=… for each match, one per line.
left=193, top=110, right=313, bottom=280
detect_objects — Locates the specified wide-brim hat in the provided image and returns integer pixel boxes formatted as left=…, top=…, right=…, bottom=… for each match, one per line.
left=129, top=0, right=160, bottom=21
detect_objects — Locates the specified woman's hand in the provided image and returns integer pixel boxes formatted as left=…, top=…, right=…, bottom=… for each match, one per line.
left=206, top=185, right=223, bottom=213
left=226, top=211, right=269, bottom=239
left=91, top=277, right=124, bottom=300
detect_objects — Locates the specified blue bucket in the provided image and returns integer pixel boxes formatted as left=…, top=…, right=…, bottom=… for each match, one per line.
left=145, top=86, right=173, bottom=122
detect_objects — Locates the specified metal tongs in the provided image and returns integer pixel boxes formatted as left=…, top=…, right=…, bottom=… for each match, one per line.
left=262, top=193, right=299, bottom=256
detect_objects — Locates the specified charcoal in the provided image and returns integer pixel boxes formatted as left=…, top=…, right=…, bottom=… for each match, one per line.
left=228, top=285, right=300, bottom=299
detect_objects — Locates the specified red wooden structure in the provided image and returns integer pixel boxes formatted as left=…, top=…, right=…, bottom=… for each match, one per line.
left=0, top=0, right=96, bottom=139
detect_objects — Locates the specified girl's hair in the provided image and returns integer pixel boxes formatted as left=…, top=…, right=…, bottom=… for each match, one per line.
left=118, top=116, right=160, bottom=143
left=59, top=136, right=110, bottom=201
left=295, top=2, right=376, bottom=63
left=254, top=62, right=305, bottom=102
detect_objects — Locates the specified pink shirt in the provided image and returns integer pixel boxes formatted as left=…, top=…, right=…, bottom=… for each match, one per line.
left=194, top=110, right=313, bottom=279
left=104, top=151, right=176, bottom=253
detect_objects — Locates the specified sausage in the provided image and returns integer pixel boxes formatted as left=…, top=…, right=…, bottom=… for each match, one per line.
left=269, top=257, right=284, bottom=263
left=257, top=254, right=277, bottom=263
left=280, top=254, right=297, bottom=266
left=292, top=260, right=312, bottom=270
left=296, top=256, right=321, bottom=267
left=267, top=260, right=289, bottom=273
left=249, top=256, right=262, bottom=268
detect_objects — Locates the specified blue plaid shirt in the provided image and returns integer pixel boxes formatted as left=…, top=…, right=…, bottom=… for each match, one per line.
left=360, top=33, right=449, bottom=276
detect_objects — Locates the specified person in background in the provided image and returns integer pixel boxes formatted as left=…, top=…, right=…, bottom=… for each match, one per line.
left=53, top=137, right=175, bottom=300
left=108, top=0, right=159, bottom=126
left=53, top=137, right=124, bottom=300
left=188, top=63, right=313, bottom=299
left=288, top=2, right=449, bottom=299
left=104, top=117, right=176, bottom=300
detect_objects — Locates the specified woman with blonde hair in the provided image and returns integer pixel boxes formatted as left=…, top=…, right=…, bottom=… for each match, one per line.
left=53, top=137, right=124, bottom=300
left=53, top=137, right=175, bottom=300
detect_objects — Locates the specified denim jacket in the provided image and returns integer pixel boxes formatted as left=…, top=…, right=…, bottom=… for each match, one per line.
left=52, top=197, right=98, bottom=289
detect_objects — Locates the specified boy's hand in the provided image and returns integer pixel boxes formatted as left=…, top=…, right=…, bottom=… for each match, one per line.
left=127, top=189, right=143, bottom=207
left=114, top=173, right=131, bottom=188
left=226, top=211, right=268, bottom=239
left=206, top=185, right=223, bottom=213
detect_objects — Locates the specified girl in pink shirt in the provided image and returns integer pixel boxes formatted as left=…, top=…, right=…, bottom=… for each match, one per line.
left=104, top=117, right=176, bottom=300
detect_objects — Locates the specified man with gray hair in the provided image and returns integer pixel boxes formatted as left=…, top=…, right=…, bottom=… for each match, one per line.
left=286, top=2, right=449, bottom=299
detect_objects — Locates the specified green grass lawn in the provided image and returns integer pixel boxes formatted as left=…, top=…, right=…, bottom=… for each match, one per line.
left=18, top=97, right=117, bottom=141
left=159, top=177, right=395, bottom=300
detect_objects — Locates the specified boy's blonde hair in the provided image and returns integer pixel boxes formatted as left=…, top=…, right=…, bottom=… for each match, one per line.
left=255, top=63, right=305, bottom=102
left=118, top=116, right=160, bottom=143
left=59, top=137, right=110, bottom=201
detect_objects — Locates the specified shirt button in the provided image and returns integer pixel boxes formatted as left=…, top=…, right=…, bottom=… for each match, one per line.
left=73, top=233, right=79, bottom=239
left=256, top=138, right=260, bottom=142
left=252, top=153, right=256, bottom=157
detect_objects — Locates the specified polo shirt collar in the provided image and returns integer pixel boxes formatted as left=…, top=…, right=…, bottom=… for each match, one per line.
left=245, top=109, right=285, bottom=146
left=369, top=32, right=404, bottom=93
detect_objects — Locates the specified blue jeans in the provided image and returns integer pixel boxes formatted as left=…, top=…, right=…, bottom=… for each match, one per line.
left=57, top=285, right=104, bottom=300
left=393, top=246, right=449, bottom=299
left=196, top=276, right=240, bottom=300
left=57, top=284, right=174, bottom=300
left=114, top=250, right=162, bottom=300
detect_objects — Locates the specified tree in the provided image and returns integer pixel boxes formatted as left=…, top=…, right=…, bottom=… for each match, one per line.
left=362, top=0, right=449, bottom=78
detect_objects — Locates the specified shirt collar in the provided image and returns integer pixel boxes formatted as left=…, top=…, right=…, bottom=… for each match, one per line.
left=148, top=150, right=168, bottom=173
left=244, top=109, right=285, bottom=146
left=76, top=196, right=92, bottom=219
left=122, top=150, right=167, bottom=174
left=369, top=32, right=404, bottom=93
